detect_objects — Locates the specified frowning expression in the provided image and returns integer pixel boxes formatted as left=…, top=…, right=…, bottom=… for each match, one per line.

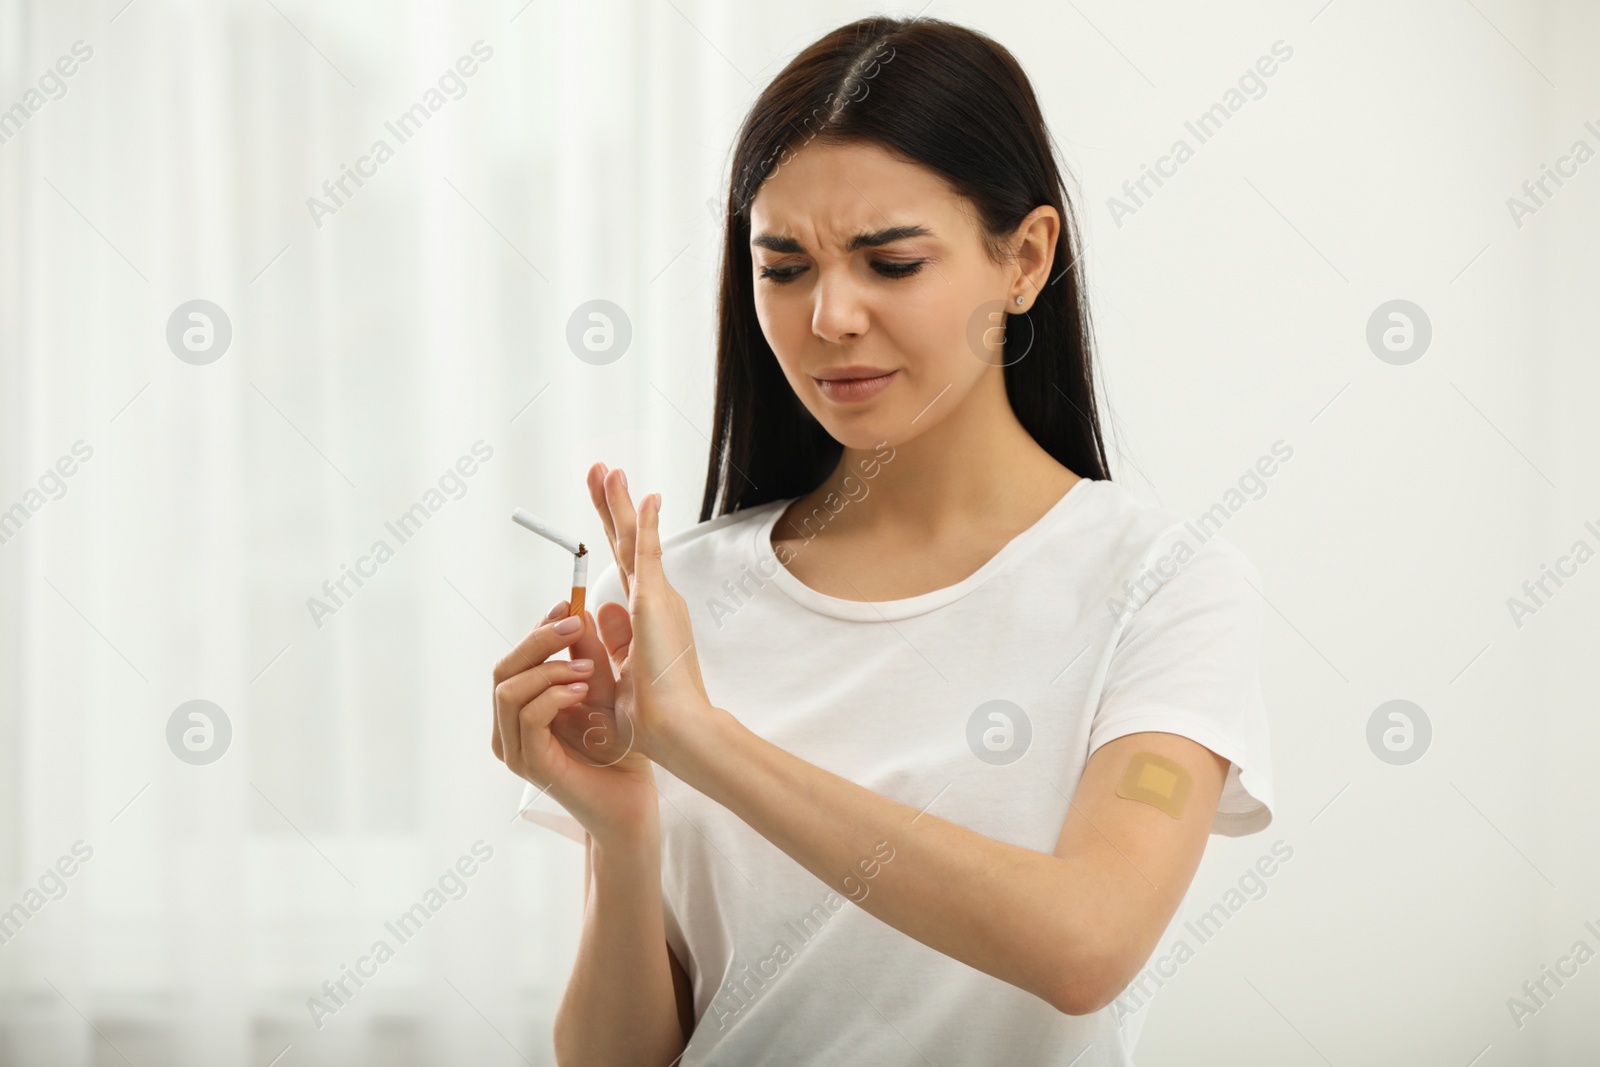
left=748, top=139, right=1019, bottom=449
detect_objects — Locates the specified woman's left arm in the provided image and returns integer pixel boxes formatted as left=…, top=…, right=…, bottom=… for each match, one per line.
left=665, top=704, right=1229, bottom=1016
left=585, top=466, right=1232, bottom=1017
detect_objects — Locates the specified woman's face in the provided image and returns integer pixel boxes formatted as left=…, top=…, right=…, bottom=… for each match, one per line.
left=747, top=139, right=1036, bottom=451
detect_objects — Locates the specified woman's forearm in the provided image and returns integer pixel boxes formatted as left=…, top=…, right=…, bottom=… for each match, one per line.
left=553, top=829, right=684, bottom=1066
left=657, top=706, right=1106, bottom=1014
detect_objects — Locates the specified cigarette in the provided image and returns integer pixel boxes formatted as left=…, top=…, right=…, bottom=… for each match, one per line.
left=569, top=549, right=588, bottom=618
left=511, top=508, right=589, bottom=618
left=512, top=508, right=582, bottom=553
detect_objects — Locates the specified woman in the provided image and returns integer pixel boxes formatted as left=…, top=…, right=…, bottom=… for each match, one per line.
left=492, top=15, right=1273, bottom=1066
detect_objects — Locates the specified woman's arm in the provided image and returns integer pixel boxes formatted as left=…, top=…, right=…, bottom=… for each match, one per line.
left=587, top=475, right=1233, bottom=1017
left=553, top=822, right=686, bottom=1067
left=656, top=718, right=1229, bottom=1015
left=489, top=606, right=688, bottom=1066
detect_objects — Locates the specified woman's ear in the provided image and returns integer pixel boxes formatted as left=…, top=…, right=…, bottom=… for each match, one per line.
left=1011, top=205, right=1060, bottom=306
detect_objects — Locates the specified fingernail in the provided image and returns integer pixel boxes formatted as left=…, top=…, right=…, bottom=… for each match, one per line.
left=566, top=681, right=589, bottom=693
left=619, top=470, right=627, bottom=490
left=545, top=600, right=568, bottom=620
left=554, top=615, right=582, bottom=635
left=570, top=658, right=594, bottom=672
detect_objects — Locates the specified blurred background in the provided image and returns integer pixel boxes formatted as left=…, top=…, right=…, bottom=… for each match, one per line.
left=1, top=0, right=1596, bottom=1063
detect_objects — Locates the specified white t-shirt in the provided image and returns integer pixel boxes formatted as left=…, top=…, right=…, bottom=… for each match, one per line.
left=517, top=476, right=1274, bottom=1065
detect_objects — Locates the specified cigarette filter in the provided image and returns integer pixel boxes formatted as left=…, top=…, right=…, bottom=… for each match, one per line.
left=569, top=548, right=588, bottom=618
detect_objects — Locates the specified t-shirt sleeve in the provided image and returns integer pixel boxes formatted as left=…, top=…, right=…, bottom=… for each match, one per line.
left=1087, top=527, right=1275, bottom=837
left=513, top=557, right=626, bottom=843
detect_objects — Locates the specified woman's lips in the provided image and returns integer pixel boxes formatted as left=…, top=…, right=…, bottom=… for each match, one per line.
left=815, top=370, right=897, bottom=403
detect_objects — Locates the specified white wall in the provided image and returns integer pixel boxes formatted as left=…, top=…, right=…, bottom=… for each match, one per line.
left=0, top=0, right=1593, bottom=1063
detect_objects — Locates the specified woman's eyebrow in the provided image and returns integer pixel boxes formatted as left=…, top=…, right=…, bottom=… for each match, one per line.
left=750, top=224, right=933, bottom=253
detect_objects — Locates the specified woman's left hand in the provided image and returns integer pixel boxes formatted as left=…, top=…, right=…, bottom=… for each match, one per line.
left=585, top=462, right=716, bottom=764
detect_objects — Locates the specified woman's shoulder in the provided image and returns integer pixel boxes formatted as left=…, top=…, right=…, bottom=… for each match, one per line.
left=1062, top=477, right=1262, bottom=587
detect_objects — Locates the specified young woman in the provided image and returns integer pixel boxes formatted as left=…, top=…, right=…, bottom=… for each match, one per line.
left=492, top=16, right=1274, bottom=1066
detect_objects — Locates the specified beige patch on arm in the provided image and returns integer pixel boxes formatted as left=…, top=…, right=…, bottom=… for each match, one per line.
left=1115, top=751, right=1193, bottom=819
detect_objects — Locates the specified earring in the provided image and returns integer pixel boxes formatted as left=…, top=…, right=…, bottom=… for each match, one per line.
left=1014, top=295, right=1024, bottom=306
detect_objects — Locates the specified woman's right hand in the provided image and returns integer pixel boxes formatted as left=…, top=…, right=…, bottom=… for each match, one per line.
left=492, top=601, right=658, bottom=845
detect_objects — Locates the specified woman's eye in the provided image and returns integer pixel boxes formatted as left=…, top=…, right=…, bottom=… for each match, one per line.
left=758, top=264, right=805, bottom=283
left=872, top=259, right=925, bottom=278
left=757, top=259, right=926, bottom=283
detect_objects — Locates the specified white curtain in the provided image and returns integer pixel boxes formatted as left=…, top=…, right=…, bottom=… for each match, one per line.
left=0, top=0, right=745, bottom=1062
left=3, top=0, right=1596, bottom=1064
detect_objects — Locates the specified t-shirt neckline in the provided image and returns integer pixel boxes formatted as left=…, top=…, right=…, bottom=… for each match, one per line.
left=750, top=476, right=1097, bottom=622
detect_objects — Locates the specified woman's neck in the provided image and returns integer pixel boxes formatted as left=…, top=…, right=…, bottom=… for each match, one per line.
left=800, top=367, right=1080, bottom=541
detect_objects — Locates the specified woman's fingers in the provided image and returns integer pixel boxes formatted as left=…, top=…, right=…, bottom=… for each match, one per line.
left=585, top=463, right=618, bottom=563
left=602, top=467, right=640, bottom=593
left=587, top=462, right=632, bottom=601
left=629, top=493, right=710, bottom=696
left=496, top=656, right=594, bottom=710
left=495, top=658, right=591, bottom=775
left=596, top=601, right=632, bottom=667
left=633, top=492, right=663, bottom=590
left=493, top=601, right=582, bottom=685
left=514, top=680, right=591, bottom=778
left=566, top=613, right=614, bottom=708
left=491, top=603, right=585, bottom=772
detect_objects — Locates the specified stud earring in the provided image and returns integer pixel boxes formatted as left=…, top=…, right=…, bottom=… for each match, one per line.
left=1014, top=295, right=1024, bottom=306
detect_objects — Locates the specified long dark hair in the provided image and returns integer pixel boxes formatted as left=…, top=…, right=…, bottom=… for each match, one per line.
left=699, top=15, right=1111, bottom=522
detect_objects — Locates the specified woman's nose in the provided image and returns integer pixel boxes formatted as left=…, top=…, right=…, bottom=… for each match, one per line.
left=810, top=269, right=870, bottom=343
